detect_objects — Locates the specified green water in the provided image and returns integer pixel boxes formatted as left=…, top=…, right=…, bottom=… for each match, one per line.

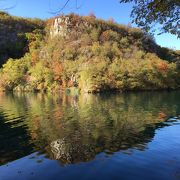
left=0, top=91, right=180, bottom=180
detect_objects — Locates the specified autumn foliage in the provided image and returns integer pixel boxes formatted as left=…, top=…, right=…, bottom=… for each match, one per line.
left=0, top=13, right=179, bottom=92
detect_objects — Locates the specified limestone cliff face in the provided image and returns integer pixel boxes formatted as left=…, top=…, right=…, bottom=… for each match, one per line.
left=49, top=15, right=92, bottom=38
left=50, top=16, right=71, bottom=37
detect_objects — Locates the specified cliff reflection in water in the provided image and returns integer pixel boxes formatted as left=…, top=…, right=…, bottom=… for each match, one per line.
left=0, top=91, right=179, bottom=165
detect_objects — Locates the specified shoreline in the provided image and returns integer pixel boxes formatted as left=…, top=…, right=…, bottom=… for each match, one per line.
left=1, top=86, right=179, bottom=95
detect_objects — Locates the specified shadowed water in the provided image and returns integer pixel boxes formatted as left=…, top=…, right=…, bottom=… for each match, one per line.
left=0, top=91, right=180, bottom=180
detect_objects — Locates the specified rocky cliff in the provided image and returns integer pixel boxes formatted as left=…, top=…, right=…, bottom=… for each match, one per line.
left=49, top=15, right=92, bottom=38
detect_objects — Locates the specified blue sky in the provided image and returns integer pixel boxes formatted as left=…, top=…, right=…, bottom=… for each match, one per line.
left=2, top=0, right=180, bottom=49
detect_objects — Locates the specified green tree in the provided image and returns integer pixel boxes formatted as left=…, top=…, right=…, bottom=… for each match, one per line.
left=120, top=0, right=180, bottom=37
left=1, top=58, right=28, bottom=90
left=29, top=62, right=53, bottom=91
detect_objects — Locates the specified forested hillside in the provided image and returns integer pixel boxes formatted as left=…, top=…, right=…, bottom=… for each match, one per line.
left=0, top=13, right=179, bottom=92
left=0, top=11, right=44, bottom=66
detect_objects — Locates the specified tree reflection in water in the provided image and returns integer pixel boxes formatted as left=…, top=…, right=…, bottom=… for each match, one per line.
left=0, top=91, right=179, bottom=165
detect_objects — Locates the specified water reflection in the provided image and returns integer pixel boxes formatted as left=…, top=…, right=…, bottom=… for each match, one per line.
left=0, top=91, right=179, bottom=165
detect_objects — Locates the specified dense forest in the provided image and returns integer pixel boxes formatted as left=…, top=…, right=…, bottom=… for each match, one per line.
left=0, top=12, right=179, bottom=93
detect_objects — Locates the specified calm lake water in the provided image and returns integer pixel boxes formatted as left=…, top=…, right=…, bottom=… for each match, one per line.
left=0, top=91, right=180, bottom=180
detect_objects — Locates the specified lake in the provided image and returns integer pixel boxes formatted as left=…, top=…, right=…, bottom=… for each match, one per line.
left=0, top=91, right=180, bottom=180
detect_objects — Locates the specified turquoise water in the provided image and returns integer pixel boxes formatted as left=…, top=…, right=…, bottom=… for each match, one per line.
left=0, top=91, right=180, bottom=180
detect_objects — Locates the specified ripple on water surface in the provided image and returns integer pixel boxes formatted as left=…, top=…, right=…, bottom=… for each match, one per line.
left=0, top=91, right=180, bottom=180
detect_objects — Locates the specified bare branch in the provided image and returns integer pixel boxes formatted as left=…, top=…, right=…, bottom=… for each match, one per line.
left=48, top=0, right=84, bottom=15
left=0, top=0, right=17, bottom=11
left=48, top=0, right=71, bottom=14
